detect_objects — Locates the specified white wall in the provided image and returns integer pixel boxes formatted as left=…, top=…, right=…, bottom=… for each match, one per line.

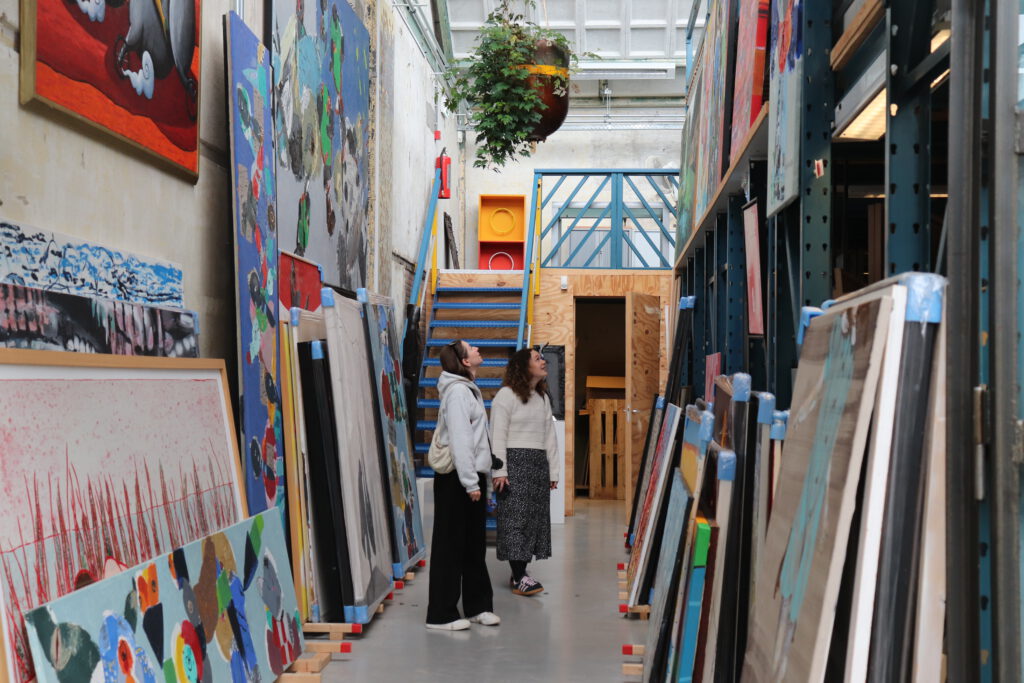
left=375, top=0, right=464, bottom=326
left=462, top=117, right=681, bottom=266
left=0, top=0, right=267, bottom=363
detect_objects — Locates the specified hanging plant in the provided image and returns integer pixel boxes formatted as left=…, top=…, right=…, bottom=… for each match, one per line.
left=445, top=0, right=582, bottom=169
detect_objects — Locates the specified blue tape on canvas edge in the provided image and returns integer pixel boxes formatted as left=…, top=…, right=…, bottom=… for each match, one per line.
left=798, top=307, right=824, bottom=345
left=679, top=296, right=696, bottom=310
left=357, top=287, right=369, bottom=303
left=311, top=604, right=321, bottom=622
left=771, top=410, right=789, bottom=440
left=629, top=532, right=635, bottom=545
left=321, top=287, right=336, bottom=307
left=343, top=604, right=370, bottom=624
left=392, top=563, right=403, bottom=580
left=821, top=299, right=836, bottom=310
left=311, top=340, right=324, bottom=360
left=189, top=311, right=200, bottom=335
left=656, top=395, right=665, bottom=409
left=290, top=306, right=301, bottom=327
left=899, top=272, right=946, bottom=323
left=732, top=373, right=752, bottom=402
left=717, top=451, right=736, bottom=481
left=699, top=411, right=714, bottom=443
left=756, top=393, right=776, bottom=424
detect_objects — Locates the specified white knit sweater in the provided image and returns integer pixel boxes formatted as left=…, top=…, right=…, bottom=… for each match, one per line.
left=490, top=386, right=560, bottom=481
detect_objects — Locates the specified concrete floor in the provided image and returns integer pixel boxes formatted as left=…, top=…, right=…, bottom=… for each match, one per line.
left=319, top=490, right=647, bottom=682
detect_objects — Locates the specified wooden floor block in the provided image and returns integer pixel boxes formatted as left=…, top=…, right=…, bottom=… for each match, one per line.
left=303, top=622, right=362, bottom=635
left=622, top=644, right=646, bottom=656
left=376, top=603, right=385, bottom=614
left=618, top=591, right=628, bottom=600
left=290, top=652, right=331, bottom=673
left=304, top=640, right=351, bottom=654
left=404, top=572, right=415, bottom=581
left=618, top=581, right=627, bottom=590
left=279, top=673, right=320, bottom=683
left=622, top=663, right=644, bottom=676
left=617, top=571, right=626, bottom=580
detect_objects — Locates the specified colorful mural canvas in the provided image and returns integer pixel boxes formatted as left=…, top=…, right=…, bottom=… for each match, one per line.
left=742, top=295, right=892, bottom=682
left=0, top=350, right=245, bottom=683
left=676, top=59, right=703, bottom=252
left=24, top=511, right=302, bottom=683
left=19, top=0, right=202, bottom=176
left=0, top=282, right=198, bottom=357
left=227, top=12, right=284, bottom=518
left=767, top=0, right=803, bottom=216
left=730, top=0, right=770, bottom=161
left=273, top=0, right=371, bottom=291
left=0, top=220, right=184, bottom=308
left=360, top=291, right=427, bottom=578
left=322, top=293, right=394, bottom=621
left=694, top=0, right=735, bottom=220
left=742, top=202, right=765, bottom=335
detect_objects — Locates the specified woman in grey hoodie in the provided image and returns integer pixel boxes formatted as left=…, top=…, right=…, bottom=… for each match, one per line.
left=425, top=339, right=502, bottom=630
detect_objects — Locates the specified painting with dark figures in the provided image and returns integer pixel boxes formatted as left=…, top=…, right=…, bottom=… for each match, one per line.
left=273, top=0, right=371, bottom=290
left=362, top=293, right=427, bottom=578
left=20, top=0, right=203, bottom=175
left=0, top=220, right=185, bottom=307
left=0, top=282, right=198, bottom=357
left=539, top=344, right=566, bottom=420
left=0, top=352, right=245, bottom=683
left=24, top=512, right=303, bottom=683
left=322, top=294, right=394, bottom=621
left=227, top=11, right=285, bottom=518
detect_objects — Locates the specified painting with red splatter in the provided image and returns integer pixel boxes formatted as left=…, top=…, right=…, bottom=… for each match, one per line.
left=0, top=352, right=244, bottom=683
left=19, top=0, right=202, bottom=176
left=360, top=292, right=425, bottom=579
left=279, top=252, right=322, bottom=316
left=23, top=511, right=302, bottom=683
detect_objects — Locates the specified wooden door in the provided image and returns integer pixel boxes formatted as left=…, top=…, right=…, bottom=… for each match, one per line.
left=625, top=292, right=662, bottom=521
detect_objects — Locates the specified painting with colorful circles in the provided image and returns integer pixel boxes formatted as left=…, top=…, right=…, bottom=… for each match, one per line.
left=24, top=511, right=302, bottom=683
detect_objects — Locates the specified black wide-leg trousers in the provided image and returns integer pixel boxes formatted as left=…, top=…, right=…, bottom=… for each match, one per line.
left=426, top=471, right=494, bottom=624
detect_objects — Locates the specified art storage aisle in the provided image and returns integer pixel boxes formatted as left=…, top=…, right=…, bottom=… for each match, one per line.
left=327, top=496, right=646, bottom=682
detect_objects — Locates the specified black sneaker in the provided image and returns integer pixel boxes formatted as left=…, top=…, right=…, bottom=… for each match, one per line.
left=512, top=575, right=543, bottom=596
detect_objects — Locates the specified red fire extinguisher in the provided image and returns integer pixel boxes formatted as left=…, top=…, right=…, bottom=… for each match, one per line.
left=436, top=148, right=451, bottom=199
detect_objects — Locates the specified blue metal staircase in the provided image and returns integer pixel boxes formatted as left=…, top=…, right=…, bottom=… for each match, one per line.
left=413, top=277, right=526, bottom=476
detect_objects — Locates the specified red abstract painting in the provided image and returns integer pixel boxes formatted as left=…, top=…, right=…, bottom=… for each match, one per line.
left=20, top=0, right=202, bottom=176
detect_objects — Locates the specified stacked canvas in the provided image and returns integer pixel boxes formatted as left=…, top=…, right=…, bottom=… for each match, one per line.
left=280, top=289, right=427, bottom=625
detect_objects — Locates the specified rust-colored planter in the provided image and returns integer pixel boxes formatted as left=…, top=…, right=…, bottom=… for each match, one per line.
left=522, top=40, right=570, bottom=141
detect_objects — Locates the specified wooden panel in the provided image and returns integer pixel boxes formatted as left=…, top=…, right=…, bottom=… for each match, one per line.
left=830, top=0, right=884, bottom=71
left=625, top=292, right=661, bottom=522
left=589, top=398, right=625, bottom=499
left=438, top=270, right=526, bottom=289
left=531, top=270, right=672, bottom=517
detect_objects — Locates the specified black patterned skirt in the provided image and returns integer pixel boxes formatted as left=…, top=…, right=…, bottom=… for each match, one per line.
left=496, top=448, right=552, bottom=562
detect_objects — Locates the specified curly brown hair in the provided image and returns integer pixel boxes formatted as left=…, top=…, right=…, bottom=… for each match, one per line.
left=502, top=348, right=549, bottom=403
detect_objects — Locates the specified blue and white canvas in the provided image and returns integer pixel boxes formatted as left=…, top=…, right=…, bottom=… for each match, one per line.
left=273, top=0, right=371, bottom=290
left=0, top=219, right=185, bottom=307
left=227, top=11, right=285, bottom=517
left=360, top=292, right=427, bottom=578
left=24, top=511, right=303, bottom=683
left=767, top=0, right=803, bottom=216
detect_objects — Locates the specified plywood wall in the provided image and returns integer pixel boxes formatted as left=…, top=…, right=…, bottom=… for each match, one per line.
left=532, top=270, right=674, bottom=516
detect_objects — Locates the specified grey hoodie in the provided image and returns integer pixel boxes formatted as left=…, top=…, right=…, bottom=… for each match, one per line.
left=436, top=371, right=492, bottom=493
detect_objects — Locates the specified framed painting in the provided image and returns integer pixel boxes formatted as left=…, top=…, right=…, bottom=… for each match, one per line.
left=742, top=200, right=765, bottom=335
left=694, top=0, right=736, bottom=220
left=0, top=219, right=184, bottom=307
left=25, top=511, right=302, bottom=683
left=730, top=0, right=770, bottom=161
left=742, top=292, right=893, bottom=682
left=628, top=396, right=664, bottom=545
left=227, top=11, right=284, bottom=517
left=677, top=57, right=703, bottom=250
left=19, top=0, right=202, bottom=177
left=540, top=344, right=566, bottom=421
left=358, top=290, right=427, bottom=579
left=273, top=0, right=371, bottom=290
left=322, top=291, right=394, bottom=622
left=641, top=470, right=692, bottom=683
left=767, top=0, right=804, bottom=215
left=625, top=403, right=681, bottom=606
left=0, top=349, right=246, bottom=683
left=280, top=251, right=323, bottom=315
left=0, top=282, right=198, bottom=357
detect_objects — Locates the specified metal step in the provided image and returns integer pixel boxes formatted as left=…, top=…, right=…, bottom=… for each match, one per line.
left=416, top=420, right=437, bottom=431
left=436, top=286, right=522, bottom=294
left=422, top=358, right=509, bottom=367
left=420, top=377, right=502, bottom=389
left=419, top=398, right=494, bottom=409
left=430, top=320, right=519, bottom=328
left=415, top=443, right=429, bottom=455
left=426, top=338, right=518, bottom=348
left=416, top=466, right=435, bottom=478
left=433, top=302, right=521, bottom=310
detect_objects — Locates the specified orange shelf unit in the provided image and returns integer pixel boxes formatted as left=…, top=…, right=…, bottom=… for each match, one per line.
left=478, top=194, right=526, bottom=243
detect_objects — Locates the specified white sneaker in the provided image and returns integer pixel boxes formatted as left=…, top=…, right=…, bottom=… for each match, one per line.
left=469, top=611, right=501, bottom=626
left=425, top=618, right=471, bottom=631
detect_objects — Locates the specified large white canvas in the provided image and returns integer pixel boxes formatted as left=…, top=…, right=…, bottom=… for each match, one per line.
left=767, top=0, right=803, bottom=216
left=322, top=295, right=393, bottom=618
left=0, top=350, right=244, bottom=683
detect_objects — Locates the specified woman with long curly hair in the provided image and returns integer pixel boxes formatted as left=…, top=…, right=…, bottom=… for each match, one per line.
left=491, top=347, right=559, bottom=596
